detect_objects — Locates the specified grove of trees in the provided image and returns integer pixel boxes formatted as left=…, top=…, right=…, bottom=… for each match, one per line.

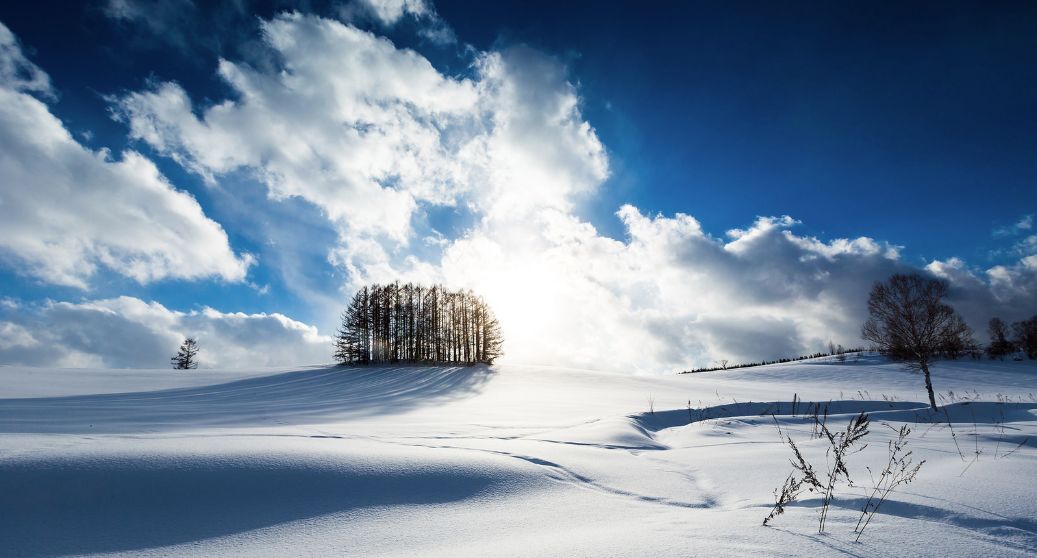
left=987, top=315, right=1037, bottom=360
left=334, top=282, right=503, bottom=365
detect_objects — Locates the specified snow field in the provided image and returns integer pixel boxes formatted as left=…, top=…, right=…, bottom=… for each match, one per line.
left=1, top=356, right=1036, bottom=556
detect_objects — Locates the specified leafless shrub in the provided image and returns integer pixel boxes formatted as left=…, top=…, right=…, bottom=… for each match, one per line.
left=763, top=473, right=805, bottom=526
left=854, top=424, right=925, bottom=541
left=815, top=412, right=871, bottom=533
left=765, top=412, right=870, bottom=533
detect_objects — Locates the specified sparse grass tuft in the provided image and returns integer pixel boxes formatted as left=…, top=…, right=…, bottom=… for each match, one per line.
left=854, top=423, right=924, bottom=541
left=765, top=412, right=870, bottom=534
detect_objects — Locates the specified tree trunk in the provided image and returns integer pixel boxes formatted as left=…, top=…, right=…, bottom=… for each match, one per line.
left=921, top=360, right=938, bottom=411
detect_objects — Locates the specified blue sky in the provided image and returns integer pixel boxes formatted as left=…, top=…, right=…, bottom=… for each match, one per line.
left=435, top=1, right=1037, bottom=255
left=0, top=0, right=1034, bottom=370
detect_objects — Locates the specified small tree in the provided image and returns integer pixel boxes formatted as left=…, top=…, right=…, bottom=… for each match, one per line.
left=835, top=345, right=847, bottom=362
left=171, top=337, right=199, bottom=370
left=1014, top=316, right=1037, bottom=359
left=862, top=273, right=971, bottom=411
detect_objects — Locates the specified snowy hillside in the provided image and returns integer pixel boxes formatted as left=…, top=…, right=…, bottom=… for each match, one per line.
left=1, top=356, right=1036, bottom=557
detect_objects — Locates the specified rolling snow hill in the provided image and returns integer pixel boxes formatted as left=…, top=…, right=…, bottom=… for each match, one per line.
left=1, top=355, right=1036, bottom=557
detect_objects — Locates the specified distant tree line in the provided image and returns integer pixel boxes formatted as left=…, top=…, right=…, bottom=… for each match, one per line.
left=986, top=316, right=1037, bottom=360
left=334, top=282, right=503, bottom=365
left=679, top=347, right=865, bottom=374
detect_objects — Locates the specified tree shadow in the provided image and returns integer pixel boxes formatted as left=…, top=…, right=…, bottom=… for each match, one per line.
left=0, top=365, right=496, bottom=434
left=632, top=400, right=1037, bottom=432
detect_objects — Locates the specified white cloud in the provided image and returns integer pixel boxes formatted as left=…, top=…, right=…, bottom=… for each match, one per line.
left=924, top=253, right=1037, bottom=334
left=427, top=206, right=911, bottom=371
left=0, top=321, right=39, bottom=351
left=117, top=13, right=479, bottom=249
left=0, top=22, right=252, bottom=289
left=0, top=297, right=331, bottom=368
left=994, top=214, right=1033, bottom=237
left=106, top=12, right=1037, bottom=372
left=0, top=22, right=50, bottom=95
left=357, top=0, right=429, bottom=25
left=114, top=14, right=605, bottom=286
left=347, top=0, right=455, bottom=44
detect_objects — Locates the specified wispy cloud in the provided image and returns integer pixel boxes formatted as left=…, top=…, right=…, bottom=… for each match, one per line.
left=994, top=214, right=1033, bottom=237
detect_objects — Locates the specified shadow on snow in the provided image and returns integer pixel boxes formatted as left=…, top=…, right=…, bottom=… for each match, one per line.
left=0, top=365, right=496, bottom=434
left=633, top=400, right=1037, bottom=432
left=0, top=453, right=503, bottom=557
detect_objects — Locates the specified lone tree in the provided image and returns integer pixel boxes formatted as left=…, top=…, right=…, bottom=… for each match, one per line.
left=862, top=273, right=972, bottom=410
left=171, top=337, right=199, bottom=370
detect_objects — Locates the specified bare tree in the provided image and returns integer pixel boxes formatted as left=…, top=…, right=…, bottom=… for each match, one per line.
left=862, top=273, right=972, bottom=410
left=171, top=337, right=199, bottom=370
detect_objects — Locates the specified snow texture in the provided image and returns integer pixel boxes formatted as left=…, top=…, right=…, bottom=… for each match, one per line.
left=1, top=355, right=1036, bottom=556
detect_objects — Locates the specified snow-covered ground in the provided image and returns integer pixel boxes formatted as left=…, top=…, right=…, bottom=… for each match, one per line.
left=2, top=355, right=1036, bottom=557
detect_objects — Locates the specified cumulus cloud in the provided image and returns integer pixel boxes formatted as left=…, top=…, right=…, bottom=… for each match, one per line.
left=0, top=297, right=330, bottom=368
left=427, top=206, right=913, bottom=371
left=927, top=254, right=1037, bottom=328
left=0, top=22, right=252, bottom=289
left=104, top=11, right=1037, bottom=372
left=114, top=14, right=604, bottom=284
left=117, top=13, right=477, bottom=246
